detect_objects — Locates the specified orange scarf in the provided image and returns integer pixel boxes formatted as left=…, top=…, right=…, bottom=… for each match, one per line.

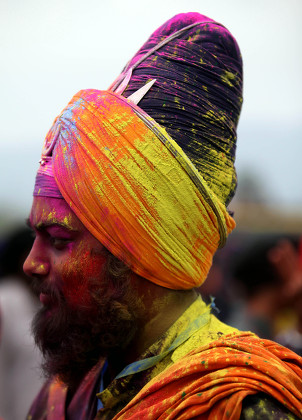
left=114, top=332, right=302, bottom=419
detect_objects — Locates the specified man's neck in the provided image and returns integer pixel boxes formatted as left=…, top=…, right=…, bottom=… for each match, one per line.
left=107, top=279, right=198, bottom=380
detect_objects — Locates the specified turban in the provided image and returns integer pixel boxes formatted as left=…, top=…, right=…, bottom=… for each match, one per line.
left=111, top=12, right=243, bottom=206
left=34, top=12, right=243, bottom=290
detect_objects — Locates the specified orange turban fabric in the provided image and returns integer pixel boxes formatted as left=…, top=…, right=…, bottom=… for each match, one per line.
left=36, top=90, right=235, bottom=289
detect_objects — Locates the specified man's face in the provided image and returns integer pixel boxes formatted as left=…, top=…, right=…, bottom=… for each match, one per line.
left=24, top=196, right=107, bottom=310
left=24, top=196, right=138, bottom=387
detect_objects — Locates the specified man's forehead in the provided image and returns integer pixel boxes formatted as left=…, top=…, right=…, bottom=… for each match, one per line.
left=29, top=196, right=79, bottom=229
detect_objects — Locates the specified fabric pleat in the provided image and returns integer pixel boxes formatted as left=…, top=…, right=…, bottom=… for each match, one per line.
left=113, top=332, right=302, bottom=419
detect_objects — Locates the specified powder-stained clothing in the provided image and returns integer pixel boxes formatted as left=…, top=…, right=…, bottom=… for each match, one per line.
left=27, top=297, right=302, bottom=419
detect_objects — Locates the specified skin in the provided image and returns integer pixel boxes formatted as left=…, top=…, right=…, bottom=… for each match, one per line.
left=24, top=196, right=198, bottom=385
left=24, top=197, right=108, bottom=311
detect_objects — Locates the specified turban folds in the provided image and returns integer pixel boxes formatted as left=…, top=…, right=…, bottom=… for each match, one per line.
left=34, top=12, right=242, bottom=290
left=113, top=12, right=243, bottom=207
left=36, top=90, right=235, bottom=289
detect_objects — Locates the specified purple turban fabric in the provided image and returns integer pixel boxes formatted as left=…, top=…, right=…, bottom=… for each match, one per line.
left=111, top=12, right=243, bottom=207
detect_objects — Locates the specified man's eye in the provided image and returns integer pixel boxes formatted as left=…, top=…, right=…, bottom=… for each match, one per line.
left=50, top=237, right=71, bottom=250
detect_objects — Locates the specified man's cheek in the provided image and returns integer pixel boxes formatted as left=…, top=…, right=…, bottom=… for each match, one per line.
left=61, top=251, right=91, bottom=306
left=60, top=250, right=106, bottom=307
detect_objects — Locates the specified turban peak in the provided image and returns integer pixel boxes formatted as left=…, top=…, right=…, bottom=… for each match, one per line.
left=112, top=12, right=243, bottom=207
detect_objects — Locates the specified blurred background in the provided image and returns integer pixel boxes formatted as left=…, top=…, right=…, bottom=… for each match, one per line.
left=0, top=1, right=302, bottom=419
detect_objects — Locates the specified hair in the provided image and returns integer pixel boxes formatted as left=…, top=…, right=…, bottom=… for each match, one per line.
left=32, top=244, right=140, bottom=389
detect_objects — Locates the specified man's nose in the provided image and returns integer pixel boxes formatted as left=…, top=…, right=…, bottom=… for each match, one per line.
left=23, top=240, right=50, bottom=278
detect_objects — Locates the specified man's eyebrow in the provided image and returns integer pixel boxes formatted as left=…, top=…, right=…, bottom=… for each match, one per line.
left=26, top=217, right=78, bottom=232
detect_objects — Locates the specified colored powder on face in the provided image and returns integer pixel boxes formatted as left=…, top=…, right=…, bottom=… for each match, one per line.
left=29, top=197, right=108, bottom=307
left=61, top=242, right=107, bottom=307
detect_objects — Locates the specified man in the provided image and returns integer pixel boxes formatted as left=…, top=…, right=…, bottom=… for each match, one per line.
left=24, top=12, right=302, bottom=419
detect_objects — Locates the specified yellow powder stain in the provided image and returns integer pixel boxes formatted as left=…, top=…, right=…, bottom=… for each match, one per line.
left=205, top=109, right=227, bottom=124
left=102, top=145, right=117, bottom=160
left=44, top=209, right=55, bottom=222
left=63, top=214, right=73, bottom=228
left=201, top=360, right=209, bottom=369
left=259, top=399, right=268, bottom=410
left=221, top=70, right=237, bottom=87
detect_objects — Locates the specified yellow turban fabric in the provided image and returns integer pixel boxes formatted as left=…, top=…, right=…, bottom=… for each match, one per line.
left=37, top=89, right=235, bottom=290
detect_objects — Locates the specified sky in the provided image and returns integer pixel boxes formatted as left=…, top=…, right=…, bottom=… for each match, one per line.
left=1, top=0, right=301, bottom=229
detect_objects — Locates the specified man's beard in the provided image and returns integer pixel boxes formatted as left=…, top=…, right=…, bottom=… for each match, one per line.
left=31, top=255, right=139, bottom=389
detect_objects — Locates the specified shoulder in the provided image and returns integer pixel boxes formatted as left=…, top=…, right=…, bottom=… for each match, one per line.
left=26, top=379, right=51, bottom=420
left=241, top=393, right=300, bottom=420
left=171, top=300, right=239, bottom=363
left=26, top=377, right=67, bottom=420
